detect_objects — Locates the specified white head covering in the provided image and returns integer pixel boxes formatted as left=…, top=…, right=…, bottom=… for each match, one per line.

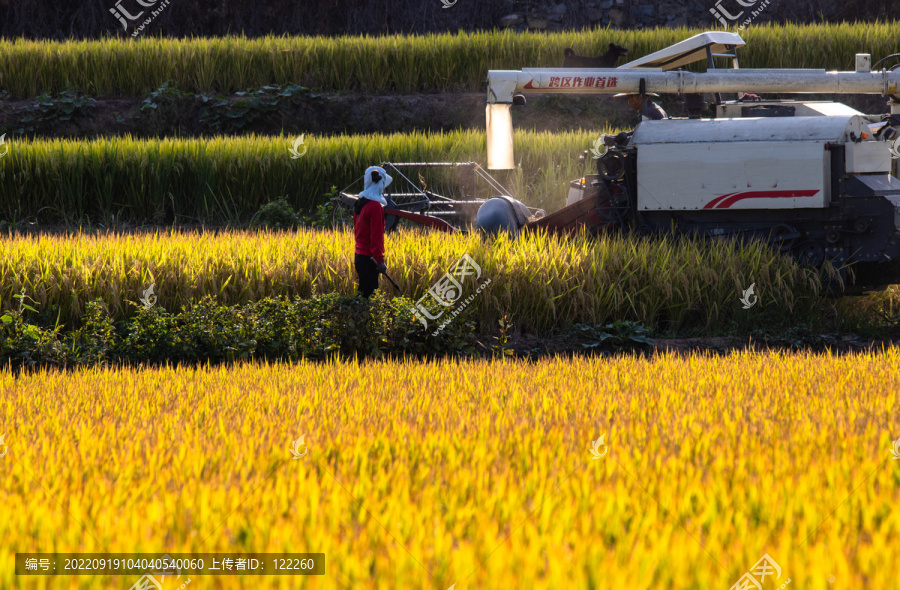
left=358, top=165, right=392, bottom=207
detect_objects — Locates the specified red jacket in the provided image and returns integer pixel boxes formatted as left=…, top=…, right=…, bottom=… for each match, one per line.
left=353, top=199, right=385, bottom=263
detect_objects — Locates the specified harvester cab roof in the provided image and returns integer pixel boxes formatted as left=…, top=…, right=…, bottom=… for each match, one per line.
left=618, top=31, right=743, bottom=106
left=617, top=31, right=744, bottom=71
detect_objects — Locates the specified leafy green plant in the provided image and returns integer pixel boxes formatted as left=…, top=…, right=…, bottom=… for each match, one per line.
left=0, top=289, right=41, bottom=338
left=198, top=84, right=325, bottom=132
left=131, top=82, right=195, bottom=136
left=249, top=198, right=301, bottom=230
left=11, top=90, right=96, bottom=134
left=300, top=186, right=340, bottom=229
left=0, top=292, right=477, bottom=370
left=69, top=300, right=117, bottom=365
left=0, top=290, right=65, bottom=368
left=567, top=320, right=655, bottom=352
left=138, top=82, right=193, bottom=115
left=492, top=313, right=513, bottom=357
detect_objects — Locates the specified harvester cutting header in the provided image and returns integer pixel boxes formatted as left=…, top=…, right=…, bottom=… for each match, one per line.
left=480, top=32, right=900, bottom=288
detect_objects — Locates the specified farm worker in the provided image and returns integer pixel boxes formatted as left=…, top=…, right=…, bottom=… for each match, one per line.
left=353, top=165, right=392, bottom=298
left=607, top=92, right=669, bottom=148
left=614, top=92, right=668, bottom=121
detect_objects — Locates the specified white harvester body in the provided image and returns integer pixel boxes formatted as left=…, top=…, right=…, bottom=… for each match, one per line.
left=632, top=115, right=888, bottom=211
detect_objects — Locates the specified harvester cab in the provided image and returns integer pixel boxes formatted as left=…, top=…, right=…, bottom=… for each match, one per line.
left=483, top=31, right=900, bottom=288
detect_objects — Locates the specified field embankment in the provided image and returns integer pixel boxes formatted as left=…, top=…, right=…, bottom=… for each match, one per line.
left=2, top=353, right=898, bottom=588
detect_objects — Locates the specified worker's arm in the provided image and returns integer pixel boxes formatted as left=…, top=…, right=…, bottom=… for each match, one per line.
left=369, top=203, right=386, bottom=264
left=642, top=100, right=668, bottom=120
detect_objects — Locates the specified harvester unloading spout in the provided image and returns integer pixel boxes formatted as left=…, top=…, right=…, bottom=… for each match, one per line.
left=486, top=74, right=518, bottom=170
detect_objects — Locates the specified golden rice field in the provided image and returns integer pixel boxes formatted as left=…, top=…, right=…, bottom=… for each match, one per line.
left=0, top=228, right=821, bottom=333
left=1, top=351, right=899, bottom=589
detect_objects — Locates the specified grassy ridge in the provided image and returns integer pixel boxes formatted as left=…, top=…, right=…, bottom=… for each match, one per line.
left=0, top=228, right=820, bottom=334
left=0, top=130, right=611, bottom=223
left=2, top=354, right=898, bottom=588
left=0, top=23, right=898, bottom=97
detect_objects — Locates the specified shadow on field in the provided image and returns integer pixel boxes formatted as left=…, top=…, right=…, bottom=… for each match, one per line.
left=494, top=329, right=900, bottom=360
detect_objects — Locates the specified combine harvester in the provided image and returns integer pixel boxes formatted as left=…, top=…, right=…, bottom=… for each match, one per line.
left=336, top=32, right=900, bottom=287
left=480, top=31, right=900, bottom=288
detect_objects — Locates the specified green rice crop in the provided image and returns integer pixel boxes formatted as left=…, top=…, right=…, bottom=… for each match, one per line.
left=0, top=130, right=615, bottom=224
left=0, top=22, right=897, bottom=97
left=0, top=227, right=821, bottom=334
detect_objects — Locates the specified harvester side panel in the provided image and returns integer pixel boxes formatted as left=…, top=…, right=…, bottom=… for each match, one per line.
left=636, top=142, right=830, bottom=211
left=845, top=142, right=893, bottom=174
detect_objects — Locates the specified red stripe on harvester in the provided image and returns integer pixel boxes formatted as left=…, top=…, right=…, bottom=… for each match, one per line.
left=714, top=190, right=819, bottom=209
left=702, top=193, right=737, bottom=209
left=523, top=79, right=535, bottom=89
